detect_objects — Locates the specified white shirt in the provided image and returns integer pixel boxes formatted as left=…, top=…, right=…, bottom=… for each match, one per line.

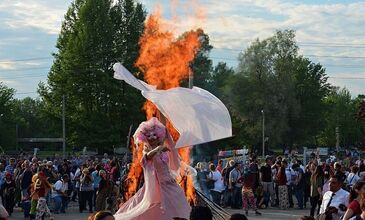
left=320, top=188, right=349, bottom=220
left=209, top=171, right=225, bottom=192
left=285, top=167, right=296, bottom=185
left=347, top=173, right=360, bottom=186
left=52, top=180, right=68, bottom=198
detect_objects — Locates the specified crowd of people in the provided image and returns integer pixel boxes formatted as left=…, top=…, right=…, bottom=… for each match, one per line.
left=0, top=153, right=123, bottom=220
left=194, top=151, right=365, bottom=220
left=2, top=149, right=365, bottom=220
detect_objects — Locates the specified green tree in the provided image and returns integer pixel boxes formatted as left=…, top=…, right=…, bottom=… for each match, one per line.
left=318, top=88, right=363, bottom=147
left=225, top=30, right=300, bottom=150
left=39, top=0, right=146, bottom=151
left=289, top=58, right=330, bottom=145
left=224, top=30, right=331, bottom=151
left=0, top=83, right=16, bottom=148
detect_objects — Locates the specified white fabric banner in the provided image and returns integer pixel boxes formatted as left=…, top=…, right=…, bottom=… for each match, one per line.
left=113, top=63, right=232, bottom=148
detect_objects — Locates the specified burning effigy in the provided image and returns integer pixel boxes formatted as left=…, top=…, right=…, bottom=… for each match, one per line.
left=113, top=5, right=232, bottom=220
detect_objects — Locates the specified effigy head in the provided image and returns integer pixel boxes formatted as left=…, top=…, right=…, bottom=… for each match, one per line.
left=133, top=117, right=166, bottom=147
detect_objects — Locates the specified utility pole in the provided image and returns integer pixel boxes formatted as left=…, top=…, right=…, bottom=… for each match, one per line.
left=335, top=126, right=340, bottom=152
left=62, top=95, right=66, bottom=159
left=261, top=110, right=265, bottom=157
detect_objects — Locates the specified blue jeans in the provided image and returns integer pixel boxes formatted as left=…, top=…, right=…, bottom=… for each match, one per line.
left=53, top=196, right=67, bottom=213
left=210, top=190, right=222, bottom=205
left=232, top=186, right=242, bottom=209
left=294, top=186, right=304, bottom=209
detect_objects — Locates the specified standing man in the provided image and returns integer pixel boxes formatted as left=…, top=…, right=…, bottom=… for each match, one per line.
left=229, top=162, right=242, bottom=209
left=319, top=173, right=349, bottom=220
left=5, top=158, right=16, bottom=175
left=222, top=160, right=235, bottom=208
left=260, top=156, right=276, bottom=206
left=292, top=163, right=304, bottom=209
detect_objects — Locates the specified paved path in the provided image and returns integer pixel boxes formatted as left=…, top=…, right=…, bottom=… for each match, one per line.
left=11, top=205, right=311, bottom=220
left=226, top=208, right=309, bottom=220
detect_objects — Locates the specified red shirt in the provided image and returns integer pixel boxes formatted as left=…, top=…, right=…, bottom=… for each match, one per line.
left=277, top=167, right=287, bottom=186
left=348, top=200, right=361, bottom=216
left=217, top=165, right=223, bottom=173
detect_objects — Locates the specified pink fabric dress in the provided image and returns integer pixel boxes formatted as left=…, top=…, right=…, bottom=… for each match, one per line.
left=114, top=148, right=191, bottom=220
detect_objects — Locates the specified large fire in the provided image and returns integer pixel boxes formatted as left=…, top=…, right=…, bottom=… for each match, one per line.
left=125, top=8, right=202, bottom=204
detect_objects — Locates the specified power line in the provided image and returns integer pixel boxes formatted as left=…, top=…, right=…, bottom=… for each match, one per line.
left=211, top=39, right=365, bottom=47
left=298, top=43, right=365, bottom=49
left=305, top=54, right=365, bottom=59
left=0, top=67, right=50, bottom=73
left=329, top=77, right=365, bottom=79
left=0, top=57, right=52, bottom=64
left=211, top=48, right=365, bottom=59
left=0, top=74, right=47, bottom=80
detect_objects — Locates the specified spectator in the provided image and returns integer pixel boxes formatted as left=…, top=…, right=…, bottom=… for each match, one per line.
left=277, top=162, right=289, bottom=209
left=229, top=163, right=242, bottom=209
left=4, top=158, right=15, bottom=175
left=222, top=160, right=236, bottom=208
left=260, top=156, right=275, bottom=206
left=207, top=163, right=225, bottom=205
left=102, top=153, right=110, bottom=166
left=92, top=165, right=103, bottom=208
left=79, top=168, right=94, bottom=213
left=52, top=174, right=70, bottom=214
left=343, top=181, right=365, bottom=220
left=241, top=163, right=261, bottom=216
left=347, top=166, right=360, bottom=189
left=293, top=163, right=305, bottom=209
left=1, top=173, right=15, bottom=216
left=216, top=159, right=224, bottom=173
left=195, top=162, right=210, bottom=198
left=34, top=171, right=52, bottom=220
left=319, top=173, right=349, bottom=220
left=309, top=164, right=324, bottom=217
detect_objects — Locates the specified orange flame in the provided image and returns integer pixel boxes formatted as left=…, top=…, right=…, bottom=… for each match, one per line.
left=125, top=8, right=201, bottom=204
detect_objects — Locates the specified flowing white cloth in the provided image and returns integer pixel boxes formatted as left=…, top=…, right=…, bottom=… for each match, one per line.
left=113, top=63, right=232, bottom=148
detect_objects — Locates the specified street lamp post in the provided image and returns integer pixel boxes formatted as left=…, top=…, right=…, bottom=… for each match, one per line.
left=261, top=110, right=265, bottom=157
left=62, top=95, right=66, bottom=159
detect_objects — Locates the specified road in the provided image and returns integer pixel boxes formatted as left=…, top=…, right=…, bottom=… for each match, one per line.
left=11, top=203, right=310, bottom=220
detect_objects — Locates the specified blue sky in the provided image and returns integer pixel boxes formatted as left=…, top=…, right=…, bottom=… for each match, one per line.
left=0, top=0, right=364, bottom=99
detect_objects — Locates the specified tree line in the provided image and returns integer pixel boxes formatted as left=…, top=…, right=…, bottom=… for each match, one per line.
left=0, top=0, right=364, bottom=153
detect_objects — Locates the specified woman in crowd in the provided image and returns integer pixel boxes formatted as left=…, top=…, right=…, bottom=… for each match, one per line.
left=1, top=173, right=15, bottom=216
left=241, top=164, right=261, bottom=216
left=309, top=164, right=324, bottom=217
left=350, top=194, right=365, bottom=220
left=79, top=168, right=94, bottom=213
left=277, top=161, right=289, bottom=210
left=34, top=171, right=52, bottom=220
left=343, top=181, right=365, bottom=220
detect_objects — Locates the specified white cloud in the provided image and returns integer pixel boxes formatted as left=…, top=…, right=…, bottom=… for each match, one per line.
left=0, top=0, right=70, bottom=34
left=0, top=61, right=16, bottom=70
left=148, top=0, right=365, bottom=95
